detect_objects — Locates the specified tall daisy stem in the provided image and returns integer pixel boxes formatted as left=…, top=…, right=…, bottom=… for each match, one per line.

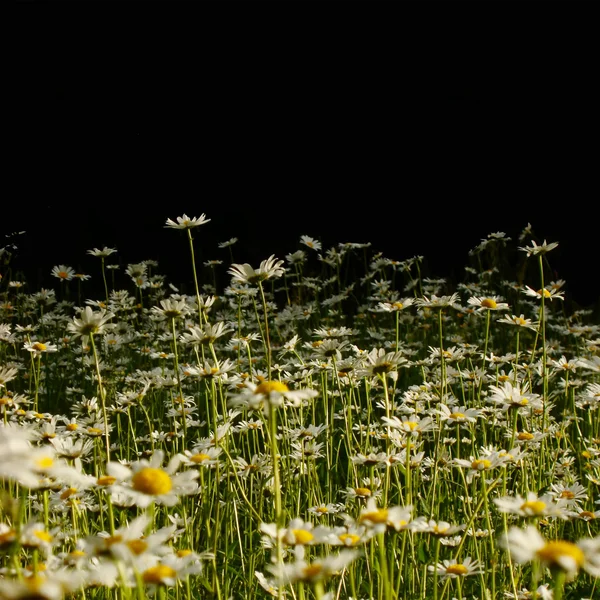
left=89, top=333, right=110, bottom=461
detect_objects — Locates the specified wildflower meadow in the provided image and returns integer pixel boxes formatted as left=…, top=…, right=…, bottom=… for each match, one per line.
left=0, top=217, right=598, bottom=600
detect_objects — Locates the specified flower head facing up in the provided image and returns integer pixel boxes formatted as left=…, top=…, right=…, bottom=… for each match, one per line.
left=107, top=450, right=199, bottom=508
left=165, top=213, right=211, bottom=230
left=501, top=525, right=600, bottom=580
left=151, top=298, right=191, bottom=320
left=228, top=379, right=317, bottom=413
left=87, top=247, right=117, bottom=258
left=228, top=255, right=285, bottom=285
left=467, top=295, right=510, bottom=312
left=268, top=548, right=359, bottom=585
left=67, top=306, right=115, bottom=346
left=24, top=341, right=58, bottom=355
left=51, top=265, right=75, bottom=281
left=519, top=239, right=559, bottom=257
left=428, top=556, right=483, bottom=580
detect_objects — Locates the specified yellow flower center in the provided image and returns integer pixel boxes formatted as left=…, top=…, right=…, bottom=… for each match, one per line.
left=372, top=362, right=392, bottom=374
left=190, top=453, right=211, bottom=463
left=302, top=564, right=323, bottom=579
left=316, top=506, right=329, bottom=514
left=67, top=423, right=78, bottom=431
left=404, top=421, right=419, bottom=431
left=354, top=487, right=372, bottom=497
left=481, top=298, right=497, bottom=309
left=0, top=528, right=17, bottom=546
left=177, top=549, right=193, bottom=557
left=35, top=456, right=54, bottom=470
left=87, top=427, right=103, bottom=435
left=517, top=432, right=534, bottom=440
left=58, top=271, right=69, bottom=279
left=131, top=467, right=173, bottom=495
left=360, top=509, right=389, bottom=525
left=290, top=529, right=314, bottom=545
left=97, top=475, right=117, bottom=486
left=559, top=490, right=575, bottom=499
left=536, top=541, right=584, bottom=570
left=449, top=412, right=466, bottom=420
left=32, top=342, right=47, bottom=352
left=142, top=565, right=178, bottom=584
left=393, top=302, right=404, bottom=310
left=255, top=381, right=289, bottom=395
left=445, top=564, right=469, bottom=575
left=471, top=459, right=492, bottom=470
left=60, top=487, right=78, bottom=500
left=520, top=500, right=546, bottom=515
left=34, top=530, right=53, bottom=543
left=538, top=288, right=552, bottom=298
left=105, top=535, right=123, bottom=547
left=127, top=539, right=148, bottom=555
left=339, top=533, right=361, bottom=545
left=579, top=511, right=595, bottom=520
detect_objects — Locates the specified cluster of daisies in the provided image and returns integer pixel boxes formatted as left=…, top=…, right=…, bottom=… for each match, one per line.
left=0, top=217, right=598, bottom=600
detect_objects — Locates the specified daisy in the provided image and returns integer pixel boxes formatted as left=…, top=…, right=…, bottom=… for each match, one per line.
left=300, top=235, right=322, bottom=251
left=547, top=482, right=588, bottom=507
left=308, top=503, right=344, bottom=517
left=427, top=556, right=483, bottom=580
left=486, top=380, right=543, bottom=413
left=497, top=313, right=538, bottom=331
left=23, top=340, right=58, bottom=355
left=67, top=306, right=115, bottom=346
left=0, top=570, right=86, bottom=600
left=51, top=265, right=75, bottom=281
left=493, top=491, right=570, bottom=519
left=467, top=295, right=510, bottom=312
left=376, top=297, right=416, bottom=313
left=178, top=446, right=222, bottom=468
left=228, top=255, right=286, bottom=284
left=179, top=322, right=232, bottom=345
left=19, top=520, right=59, bottom=555
left=358, top=497, right=414, bottom=532
left=150, top=298, right=191, bottom=320
left=260, top=518, right=331, bottom=550
left=268, top=548, right=359, bottom=585
left=359, top=348, right=408, bottom=378
left=0, top=445, right=91, bottom=490
left=228, top=380, right=318, bottom=413
left=381, top=415, right=435, bottom=437
left=437, top=404, right=482, bottom=426
left=107, top=450, right=199, bottom=508
left=255, top=570, right=279, bottom=597
left=87, top=246, right=117, bottom=257
left=415, top=293, right=461, bottom=310
left=422, top=520, right=466, bottom=538
left=328, top=523, right=374, bottom=547
left=141, top=551, right=204, bottom=589
left=501, top=525, right=600, bottom=580
left=88, top=515, right=177, bottom=568
left=452, top=451, right=507, bottom=482
left=519, top=239, right=559, bottom=257
left=164, top=213, right=211, bottom=230
left=523, top=286, right=564, bottom=302
left=218, top=237, right=238, bottom=248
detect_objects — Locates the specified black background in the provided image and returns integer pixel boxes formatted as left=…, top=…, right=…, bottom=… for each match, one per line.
left=10, top=8, right=599, bottom=311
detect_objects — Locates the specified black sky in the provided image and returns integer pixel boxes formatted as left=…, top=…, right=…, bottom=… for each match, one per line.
left=10, top=20, right=599, bottom=310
